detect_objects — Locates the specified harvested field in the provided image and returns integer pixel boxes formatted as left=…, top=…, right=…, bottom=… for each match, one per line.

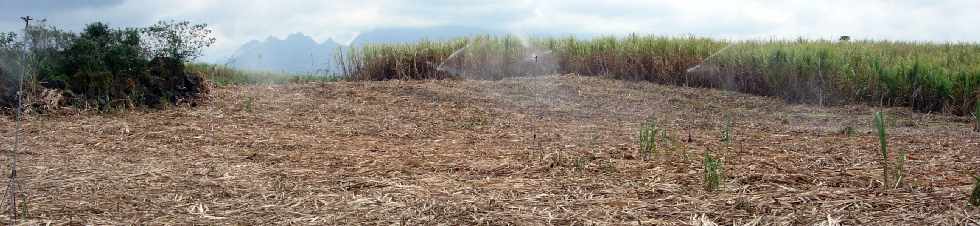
left=1, top=75, right=978, bottom=225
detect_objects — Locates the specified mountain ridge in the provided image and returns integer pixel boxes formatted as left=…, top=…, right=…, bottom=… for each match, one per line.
left=225, top=26, right=496, bottom=74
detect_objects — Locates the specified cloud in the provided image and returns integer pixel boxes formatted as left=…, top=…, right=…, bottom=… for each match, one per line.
left=1, top=0, right=977, bottom=62
left=0, top=0, right=123, bottom=12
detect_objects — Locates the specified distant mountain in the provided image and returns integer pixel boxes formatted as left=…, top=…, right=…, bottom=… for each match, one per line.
left=350, top=26, right=496, bottom=46
left=226, top=33, right=340, bottom=74
left=225, top=27, right=498, bottom=74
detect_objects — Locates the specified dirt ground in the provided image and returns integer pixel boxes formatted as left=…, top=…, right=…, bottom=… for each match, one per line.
left=0, top=75, right=978, bottom=225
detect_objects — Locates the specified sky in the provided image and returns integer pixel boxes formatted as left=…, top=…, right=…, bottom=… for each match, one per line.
left=1, top=0, right=978, bottom=63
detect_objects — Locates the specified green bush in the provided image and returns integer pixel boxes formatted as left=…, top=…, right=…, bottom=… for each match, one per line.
left=1, top=31, right=28, bottom=110
left=2, top=20, right=214, bottom=111
left=0, top=63, right=17, bottom=109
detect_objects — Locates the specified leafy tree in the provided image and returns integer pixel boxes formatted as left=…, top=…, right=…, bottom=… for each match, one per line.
left=141, top=20, right=216, bottom=62
left=0, top=32, right=17, bottom=49
left=24, top=23, right=75, bottom=51
left=23, top=24, right=76, bottom=87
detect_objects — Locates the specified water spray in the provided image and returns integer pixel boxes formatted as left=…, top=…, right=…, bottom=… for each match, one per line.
left=685, top=43, right=736, bottom=73
left=433, top=34, right=559, bottom=80
left=435, top=41, right=472, bottom=75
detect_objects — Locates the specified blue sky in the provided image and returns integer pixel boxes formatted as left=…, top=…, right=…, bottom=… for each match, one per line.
left=2, top=0, right=977, bottom=62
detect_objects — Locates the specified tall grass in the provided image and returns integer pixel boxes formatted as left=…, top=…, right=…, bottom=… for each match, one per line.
left=187, top=63, right=339, bottom=85
left=339, top=34, right=723, bottom=81
left=547, top=35, right=723, bottom=82
left=338, top=38, right=466, bottom=80
left=340, top=35, right=980, bottom=115
left=705, top=40, right=980, bottom=115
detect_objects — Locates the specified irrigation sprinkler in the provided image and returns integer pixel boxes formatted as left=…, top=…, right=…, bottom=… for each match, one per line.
left=6, top=15, right=32, bottom=221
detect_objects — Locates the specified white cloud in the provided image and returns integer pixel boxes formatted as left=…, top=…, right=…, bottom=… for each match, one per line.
left=1, top=0, right=977, bottom=62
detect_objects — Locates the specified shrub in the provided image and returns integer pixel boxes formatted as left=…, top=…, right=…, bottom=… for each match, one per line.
left=2, top=20, right=214, bottom=111
left=139, top=57, right=207, bottom=106
left=0, top=64, right=17, bottom=109
left=55, top=23, right=145, bottom=98
left=0, top=32, right=30, bottom=111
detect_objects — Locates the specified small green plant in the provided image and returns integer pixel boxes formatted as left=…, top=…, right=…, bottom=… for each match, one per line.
left=721, top=113, right=734, bottom=144
left=874, top=111, right=905, bottom=189
left=19, top=198, right=28, bottom=220
left=159, top=95, right=172, bottom=110
left=873, top=111, right=890, bottom=188
left=703, top=151, right=723, bottom=192
left=243, top=96, right=254, bottom=112
left=574, top=155, right=592, bottom=172
left=638, top=117, right=660, bottom=160
left=894, top=150, right=907, bottom=188
left=970, top=176, right=980, bottom=207
left=841, top=126, right=856, bottom=137
left=598, top=159, right=618, bottom=173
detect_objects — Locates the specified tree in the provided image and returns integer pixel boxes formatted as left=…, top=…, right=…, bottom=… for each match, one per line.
left=24, top=23, right=75, bottom=52
left=0, top=32, right=17, bottom=49
left=141, top=20, right=216, bottom=62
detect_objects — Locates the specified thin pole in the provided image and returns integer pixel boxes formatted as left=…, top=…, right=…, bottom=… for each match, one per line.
left=8, top=15, right=32, bottom=221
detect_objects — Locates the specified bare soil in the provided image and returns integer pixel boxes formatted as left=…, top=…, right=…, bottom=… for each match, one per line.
left=1, top=75, right=978, bottom=225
